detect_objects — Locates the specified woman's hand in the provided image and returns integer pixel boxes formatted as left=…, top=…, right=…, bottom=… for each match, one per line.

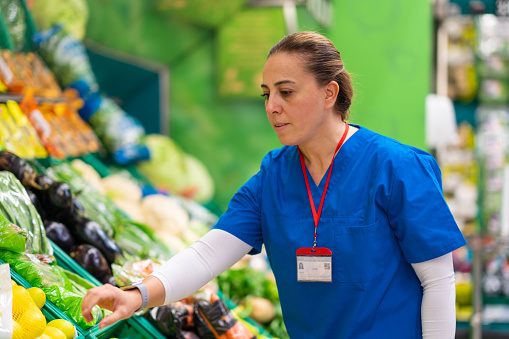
left=81, top=283, right=142, bottom=329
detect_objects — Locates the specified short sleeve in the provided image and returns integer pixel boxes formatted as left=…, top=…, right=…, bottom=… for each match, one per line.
left=212, top=154, right=270, bottom=255
left=387, top=151, right=466, bottom=263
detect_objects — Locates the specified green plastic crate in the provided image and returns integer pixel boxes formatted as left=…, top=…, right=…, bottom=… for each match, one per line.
left=88, top=317, right=156, bottom=339
left=4, top=259, right=89, bottom=337
left=0, top=0, right=37, bottom=51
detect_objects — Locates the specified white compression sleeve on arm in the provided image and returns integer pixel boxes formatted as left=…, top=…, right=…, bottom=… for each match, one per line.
left=411, top=252, right=456, bottom=339
left=150, top=229, right=253, bottom=305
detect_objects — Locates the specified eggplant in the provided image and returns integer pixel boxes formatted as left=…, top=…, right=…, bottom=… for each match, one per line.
left=44, top=220, right=76, bottom=253
left=27, top=190, right=45, bottom=220
left=33, top=174, right=55, bottom=190
left=68, top=215, right=124, bottom=264
left=31, top=181, right=76, bottom=223
left=0, top=151, right=36, bottom=185
left=47, top=182, right=74, bottom=210
left=69, top=244, right=116, bottom=286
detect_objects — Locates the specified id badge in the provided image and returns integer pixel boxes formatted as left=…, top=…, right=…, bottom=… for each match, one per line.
left=296, top=247, right=332, bottom=282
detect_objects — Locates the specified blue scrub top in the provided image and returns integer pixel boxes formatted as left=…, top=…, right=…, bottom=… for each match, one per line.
left=214, top=125, right=466, bottom=338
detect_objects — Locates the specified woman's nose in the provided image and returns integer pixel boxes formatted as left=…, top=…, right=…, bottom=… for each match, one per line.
left=265, top=96, right=281, bottom=114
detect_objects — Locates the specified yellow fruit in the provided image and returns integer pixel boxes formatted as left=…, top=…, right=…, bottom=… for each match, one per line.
left=43, top=326, right=66, bottom=339
left=12, top=320, right=22, bottom=339
left=46, top=319, right=75, bottom=339
left=27, top=287, right=46, bottom=309
left=11, top=285, right=33, bottom=320
left=39, top=335, right=51, bottom=339
left=11, top=279, right=16, bottom=286
left=17, top=304, right=46, bottom=339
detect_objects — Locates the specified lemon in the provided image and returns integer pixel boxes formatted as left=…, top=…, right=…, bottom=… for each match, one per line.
left=11, top=285, right=33, bottom=320
left=12, top=320, right=22, bottom=339
left=43, top=326, right=66, bottom=339
left=39, top=335, right=51, bottom=339
left=17, top=304, right=46, bottom=339
left=27, top=287, right=46, bottom=309
left=47, top=319, right=75, bottom=339
left=11, top=279, right=16, bottom=286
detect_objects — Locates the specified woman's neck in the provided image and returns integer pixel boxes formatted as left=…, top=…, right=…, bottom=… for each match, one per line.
left=298, top=121, right=355, bottom=186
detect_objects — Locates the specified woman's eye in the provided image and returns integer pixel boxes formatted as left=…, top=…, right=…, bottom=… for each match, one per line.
left=280, top=90, right=292, bottom=97
left=261, top=93, right=269, bottom=99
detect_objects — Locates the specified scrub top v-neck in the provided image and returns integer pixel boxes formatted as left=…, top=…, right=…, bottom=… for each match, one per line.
left=214, top=124, right=466, bottom=338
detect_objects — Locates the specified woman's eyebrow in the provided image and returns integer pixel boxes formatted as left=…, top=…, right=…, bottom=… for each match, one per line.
left=260, top=80, right=296, bottom=88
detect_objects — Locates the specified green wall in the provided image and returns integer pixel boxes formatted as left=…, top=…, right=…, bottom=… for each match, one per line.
left=330, top=1, right=432, bottom=148
left=85, top=0, right=432, bottom=212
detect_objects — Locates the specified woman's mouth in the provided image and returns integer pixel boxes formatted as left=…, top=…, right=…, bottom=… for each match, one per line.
left=274, top=123, right=289, bottom=127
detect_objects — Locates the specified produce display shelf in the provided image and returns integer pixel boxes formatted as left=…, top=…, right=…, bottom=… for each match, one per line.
left=0, top=92, right=68, bottom=104
left=3, top=258, right=89, bottom=338
left=87, top=317, right=157, bottom=339
left=50, top=240, right=168, bottom=339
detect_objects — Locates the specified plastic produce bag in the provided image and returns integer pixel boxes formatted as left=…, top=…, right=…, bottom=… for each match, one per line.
left=194, top=298, right=255, bottom=339
left=0, top=171, right=52, bottom=255
left=43, top=284, right=101, bottom=329
left=0, top=263, right=13, bottom=339
left=33, top=25, right=98, bottom=91
left=0, top=212, right=27, bottom=252
left=148, top=302, right=199, bottom=339
left=0, top=250, right=69, bottom=289
left=88, top=96, right=149, bottom=164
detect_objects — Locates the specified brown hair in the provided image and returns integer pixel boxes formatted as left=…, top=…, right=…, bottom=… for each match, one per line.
left=268, top=31, right=353, bottom=120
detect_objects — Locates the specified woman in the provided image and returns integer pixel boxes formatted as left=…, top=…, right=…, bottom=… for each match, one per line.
left=82, top=32, right=466, bottom=338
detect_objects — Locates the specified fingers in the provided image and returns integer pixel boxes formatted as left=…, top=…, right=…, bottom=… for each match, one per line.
left=98, top=308, right=129, bottom=329
left=81, top=284, right=117, bottom=323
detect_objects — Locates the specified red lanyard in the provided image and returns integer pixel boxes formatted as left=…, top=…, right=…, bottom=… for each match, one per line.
left=298, top=122, right=349, bottom=248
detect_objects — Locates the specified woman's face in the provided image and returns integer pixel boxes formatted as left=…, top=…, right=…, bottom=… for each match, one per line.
left=261, top=52, right=334, bottom=146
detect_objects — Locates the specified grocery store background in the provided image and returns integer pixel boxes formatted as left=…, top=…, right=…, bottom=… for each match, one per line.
left=1, top=0, right=509, bottom=338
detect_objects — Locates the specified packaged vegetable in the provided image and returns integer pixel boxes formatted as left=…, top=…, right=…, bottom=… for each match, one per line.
left=87, top=96, right=149, bottom=164
left=33, top=25, right=99, bottom=91
left=193, top=297, right=255, bottom=339
left=25, top=52, right=62, bottom=98
left=19, top=93, right=67, bottom=159
left=0, top=250, right=69, bottom=289
left=147, top=302, right=198, bottom=339
left=0, top=212, right=27, bottom=253
left=0, top=54, right=24, bottom=92
left=0, top=263, right=13, bottom=339
left=43, top=284, right=101, bottom=329
left=5, top=100, right=47, bottom=158
left=0, top=250, right=101, bottom=329
left=0, top=171, right=51, bottom=255
left=0, top=104, right=32, bottom=157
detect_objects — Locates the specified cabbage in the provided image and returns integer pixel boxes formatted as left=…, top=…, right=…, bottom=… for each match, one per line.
left=32, top=0, right=88, bottom=40
left=137, top=134, right=215, bottom=203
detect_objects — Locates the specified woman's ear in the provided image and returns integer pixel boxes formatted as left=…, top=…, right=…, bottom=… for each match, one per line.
left=324, top=81, right=339, bottom=110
